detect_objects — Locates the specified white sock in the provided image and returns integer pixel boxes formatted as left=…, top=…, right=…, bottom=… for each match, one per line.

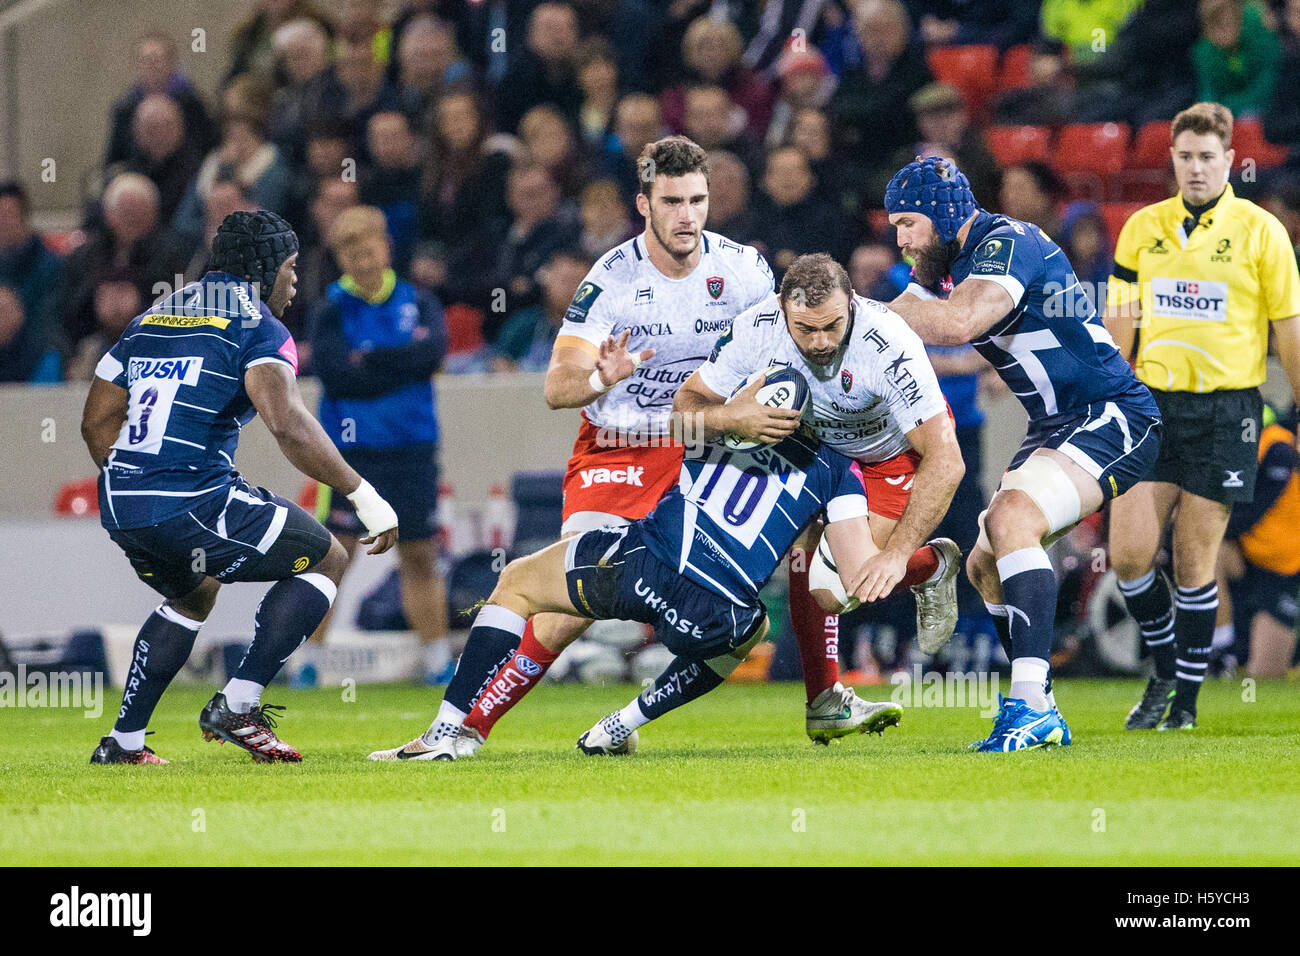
left=1211, top=623, right=1235, bottom=652
left=423, top=641, right=451, bottom=673
left=109, top=728, right=146, bottom=751
left=222, top=678, right=265, bottom=714
left=1009, top=657, right=1051, bottom=711
left=422, top=699, right=467, bottom=744
left=619, top=699, right=651, bottom=732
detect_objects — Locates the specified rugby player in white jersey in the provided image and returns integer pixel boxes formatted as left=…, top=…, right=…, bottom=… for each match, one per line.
left=443, top=136, right=797, bottom=752
left=675, top=253, right=966, bottom=740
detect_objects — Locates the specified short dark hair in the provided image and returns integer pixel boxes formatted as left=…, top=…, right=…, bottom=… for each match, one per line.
left=779, top=253, right=852, bottom=309
left=0, top=181, right=29, bottom=216
left=637, top=135, right=709, bottom=198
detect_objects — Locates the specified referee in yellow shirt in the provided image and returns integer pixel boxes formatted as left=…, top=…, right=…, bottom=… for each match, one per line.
left=1105, top=102, right=1300, bottom=730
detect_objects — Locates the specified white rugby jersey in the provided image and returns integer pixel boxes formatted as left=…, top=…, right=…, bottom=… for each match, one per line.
left=697, top=292, right=949, bottom=463
left=558, top=230, right=774, bottom=434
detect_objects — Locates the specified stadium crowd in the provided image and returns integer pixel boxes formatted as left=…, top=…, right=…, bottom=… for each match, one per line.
left=4, top=0, right=1300, bottom=387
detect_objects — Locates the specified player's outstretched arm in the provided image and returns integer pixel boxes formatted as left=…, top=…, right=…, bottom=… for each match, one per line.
left=1103, top=282, right=1142, bottom=362
left=1270, top=316, right=1300, bottom=424
left=543, top=331, right=654, bottom=409
left=891, top=279, right=1014, bottom=346
left=673, top=370, right=801, bottom=443
left=245, top=362, right=397, bottom=553
left=80, top=377, right=128, bottom=466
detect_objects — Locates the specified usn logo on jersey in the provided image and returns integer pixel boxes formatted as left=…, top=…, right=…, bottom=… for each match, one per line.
left=127, top=356, right=204, bottom=385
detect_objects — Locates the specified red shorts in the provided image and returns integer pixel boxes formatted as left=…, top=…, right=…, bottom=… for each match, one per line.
left=851, top=449, right=920, bottom=521
left=561, top=417, right=684, bottom=523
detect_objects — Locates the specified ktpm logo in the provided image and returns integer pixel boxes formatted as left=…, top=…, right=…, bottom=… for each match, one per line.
left=578, top=466, right=644, bottom=489
left=50, top=886, right=151, bottom=936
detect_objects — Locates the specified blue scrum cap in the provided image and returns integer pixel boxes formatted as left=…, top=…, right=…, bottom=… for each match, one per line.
left=884, top=156, right=978, bottom=242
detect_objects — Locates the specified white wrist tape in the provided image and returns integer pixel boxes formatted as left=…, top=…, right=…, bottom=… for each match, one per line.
left=346, top=479, right=398, bottom=536
left=589, top=368, right=612, bottom=393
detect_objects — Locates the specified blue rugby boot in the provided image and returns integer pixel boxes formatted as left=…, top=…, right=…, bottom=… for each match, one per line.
left=975, top=694, right=1067, bottom=752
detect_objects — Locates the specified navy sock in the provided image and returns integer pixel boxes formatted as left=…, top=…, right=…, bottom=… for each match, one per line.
left=985, top=602, right=1013, bottom=662
left=636, top=656, right=726, bottom=722
left=234, top=573, right=335, bottom=686
left=114, top=606, right=201, bottom=734
left=997, top=548, right=1058, bottom=662
left=1118, top=569, right=1176, bottom=680
left=1173, top=582, right=1217, bottom=711
left=443, top=605, right=525, bottom=714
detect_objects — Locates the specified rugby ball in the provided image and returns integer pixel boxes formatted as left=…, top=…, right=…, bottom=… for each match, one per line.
left=723, top=365, right=810, bottom=451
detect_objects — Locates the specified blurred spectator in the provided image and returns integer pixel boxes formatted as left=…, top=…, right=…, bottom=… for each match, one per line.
left=789, top=107, right=857, bottom=215
left=495, top=3, right=582, bottom=134
left=336, top=0, right=391, bottom=51
left=751, top=146, right=853, bottom=278
left=661, top=16, right=775, bottom=139
left=492, top=248, right=591, bottom=372
left=998, top=161, right=1066, bottom=235
left=301, top=35, right=388, bottom=155
left=1264, top=0, right=1300, bottom=148
left=309, top=204, right=451, bottom=678
left=879, top=82, right=998, bottom=210
left=361, top=111, right=422, bottom=272
left=66, top=272, right=145, bottom=381
left=267, top=17, right=333, bottom=164
left=0, top=181, right=63, bottom=381
left=577, top=179, right=633, bottom=259
left=470, top=163, right=580, bottom=336
left=576, top=37, right=621, bottom=150
left=1040, top=0, right=1144, bottom=66
left=705, top=149, right=756, bottom=242
left=0, top=285, right=30, bottom=383
left=1260, top=176, right=1300, bottom=259
left=518, top=104, right=594, bottom=200
left=173, top=110, right=293, bottom=246
left=764, top=43, right=837, bottom=149
left=56, top=174, right=188, bottom=361
left=683, top=85, right=761, bottom=173
left=992, top=39, right=1078, bottom=126
left=283, top=176, right=359, bottom=345
left=225, top=0, right=335, bottom=88
left=1108, top=0, right=1201, bottom=124
left=105, top=31, right=216, bottom=169
left=378, top=14, right=472, bottom=129
left=117, top=94, right=202, bottom=225
left=598, top=93, right=665, bottom=199
left=1059, top=201, right=1112, bottom=294
left=1194, top=0, right=1281, bottom=118
left=829, top=0, right=932, bottom=190
left=413, top=90, right=511, bottom=289
left=910, top=0, right=1040, bottom=48
left=849, top=241, right=908, bottom=300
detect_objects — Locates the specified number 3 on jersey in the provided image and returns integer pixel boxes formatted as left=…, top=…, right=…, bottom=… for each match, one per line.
left=683, top=446, right=807, bottom=548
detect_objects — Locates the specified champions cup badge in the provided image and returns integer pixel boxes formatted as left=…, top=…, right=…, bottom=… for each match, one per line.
left=841, top=369, right=853, bottom=393
left=707, top=276, right=724, bottom=299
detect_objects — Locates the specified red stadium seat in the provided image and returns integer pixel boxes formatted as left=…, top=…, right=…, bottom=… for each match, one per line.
left=444, top=303, right=486, bottom=354
left=1055, top=122, right=1131, bottom=177
left=1232, top=118, right=1290, bottom=169
left=998, top=44, right=1034, bottom=89
left=986, top=125, right=1053, bottom=165
left=1131, top=121, right=1173, bottom=170
left=53, top=478, right=99, bottom=517
left=925, top=44, right=999, bottom=116
left=1099, top=202, right=1146, bottom=246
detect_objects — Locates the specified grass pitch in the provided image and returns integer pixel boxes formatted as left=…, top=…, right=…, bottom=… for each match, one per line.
left=2, top=679, right=1298, bottom=865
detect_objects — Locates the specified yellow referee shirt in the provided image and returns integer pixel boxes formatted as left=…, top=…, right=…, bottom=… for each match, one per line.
left=1107, top=184, right=1300, bottom=392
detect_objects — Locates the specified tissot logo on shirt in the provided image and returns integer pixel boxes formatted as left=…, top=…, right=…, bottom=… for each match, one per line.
left=1151, top=277, right=1228, bottom=321
left=127, top=356, right=204, bottom=384
left=565, top=281, right=603, bottom=322
left=970, top=237, right=1013, bottom=276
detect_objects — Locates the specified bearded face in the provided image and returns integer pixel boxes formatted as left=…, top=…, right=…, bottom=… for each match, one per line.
left=909, top=228, right=958, bottom=291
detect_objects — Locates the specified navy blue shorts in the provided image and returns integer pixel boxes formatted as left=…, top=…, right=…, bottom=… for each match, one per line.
left=1009, top=394, right=1162, bottom=500
left=320, top=442, right=439, bottom=541
left=107, top=479, right=332, bottom=599
left=563, top=523, right=766, bottom=659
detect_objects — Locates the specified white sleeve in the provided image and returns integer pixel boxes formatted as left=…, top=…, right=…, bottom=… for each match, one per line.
left=94, top=351, right=124, bottom=382
left=556, top=267, right=618, bottom=348
left=695, top=301, right=774, bottom=399
left=874, top=312, right=951, bottom=433
left=744, top=247, right=776, bottom=307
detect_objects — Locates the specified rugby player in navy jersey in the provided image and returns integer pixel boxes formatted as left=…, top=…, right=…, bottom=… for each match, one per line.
left=885, top=157, right=1162, bottom=751
left=368, top=400, right=937, bottom=761
left=81, top=211, right=399, bottom=764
